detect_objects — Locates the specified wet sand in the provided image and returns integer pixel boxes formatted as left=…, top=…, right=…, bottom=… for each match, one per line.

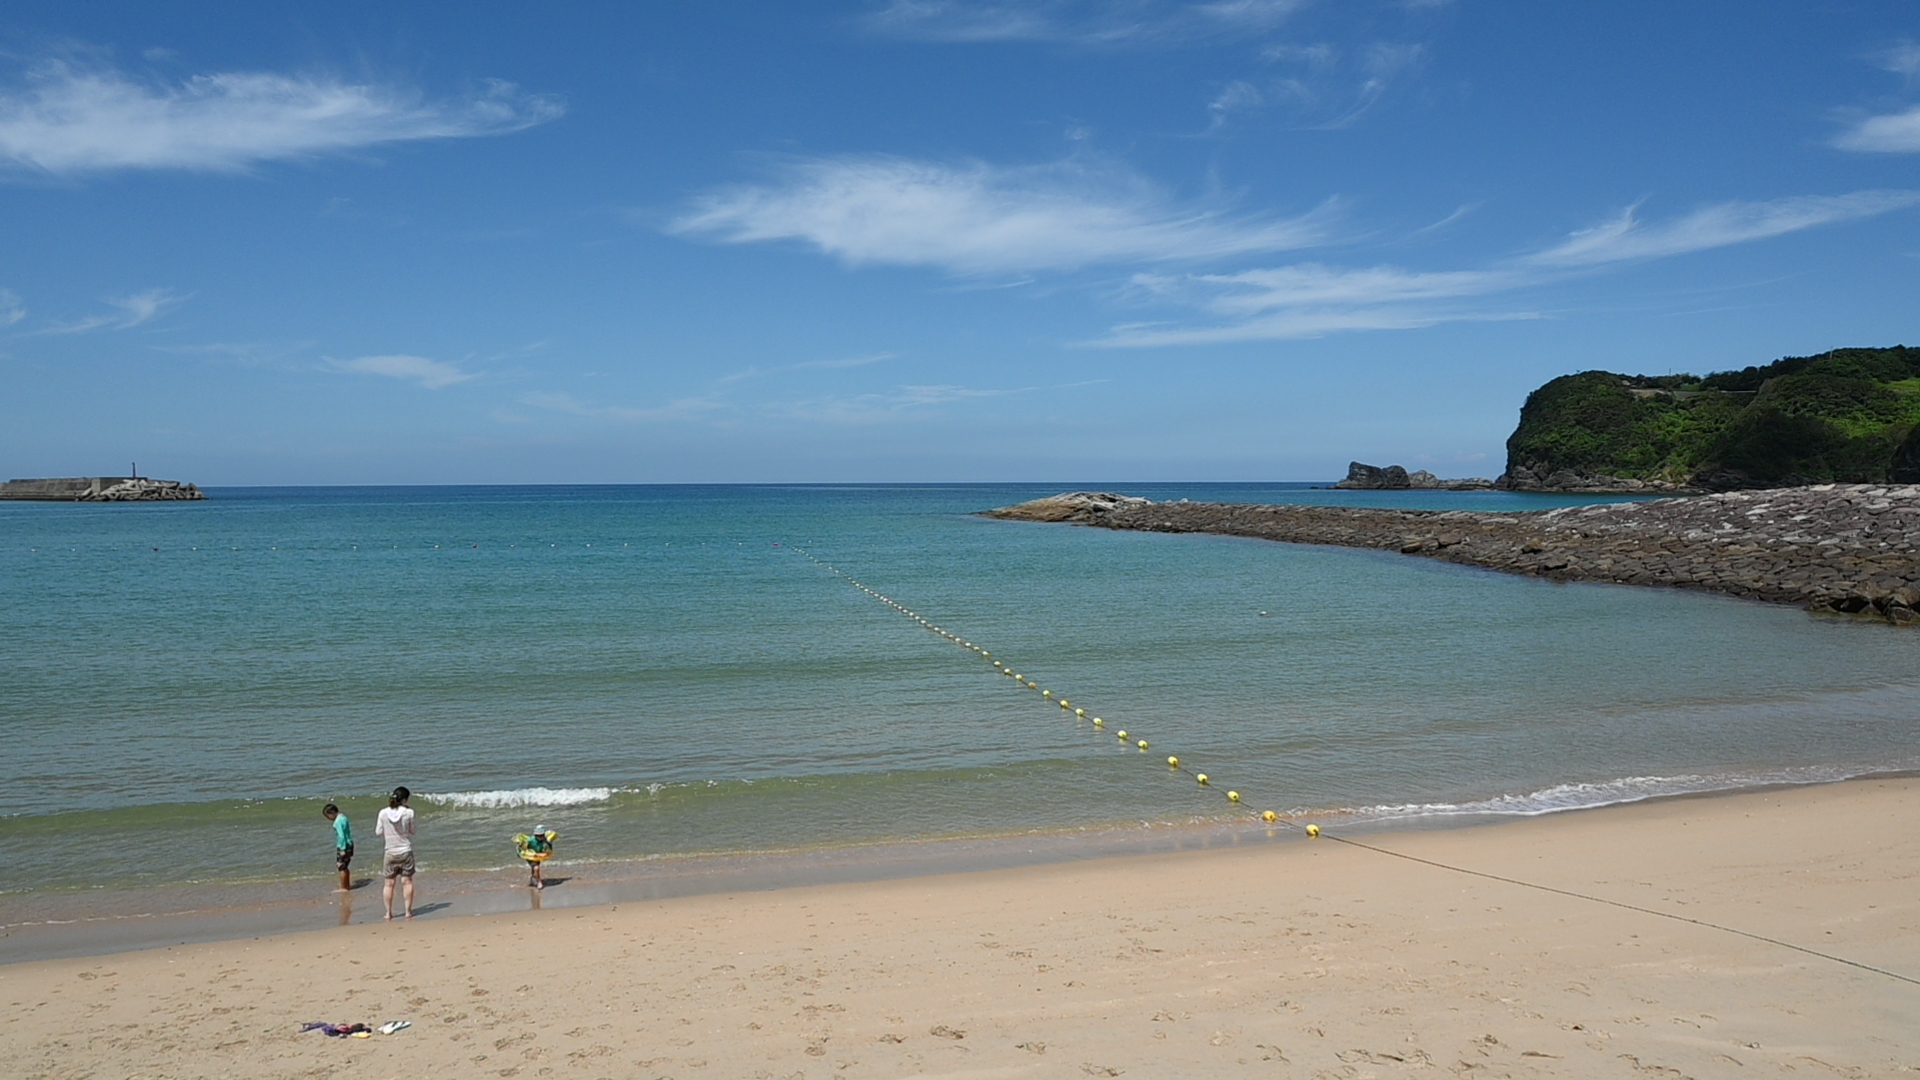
left=5, top=777, right=1917, bottom=1079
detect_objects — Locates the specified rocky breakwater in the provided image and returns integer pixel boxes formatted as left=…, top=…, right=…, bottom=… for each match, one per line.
left=0, top=477, right=206, bottom=501
left=985, top=485, right=1920, bottom=624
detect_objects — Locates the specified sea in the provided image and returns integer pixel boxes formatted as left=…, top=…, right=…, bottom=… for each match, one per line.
left=5, top=483, right=1919, bottom=954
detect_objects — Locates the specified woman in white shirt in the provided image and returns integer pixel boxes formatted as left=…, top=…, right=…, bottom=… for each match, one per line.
left=375, top=786, right=417, bottom=920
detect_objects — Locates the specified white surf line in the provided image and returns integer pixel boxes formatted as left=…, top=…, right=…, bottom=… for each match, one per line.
left=789, top=545, right=1920, bottom=989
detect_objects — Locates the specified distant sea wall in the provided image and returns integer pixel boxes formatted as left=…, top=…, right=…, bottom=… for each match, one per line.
left=0, top=477, right=206, bottom=502
left=985, top=486, right=1920, bottom=624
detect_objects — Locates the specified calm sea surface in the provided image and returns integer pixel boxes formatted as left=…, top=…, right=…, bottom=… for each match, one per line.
left=5, top=484, right=1919, bottom=898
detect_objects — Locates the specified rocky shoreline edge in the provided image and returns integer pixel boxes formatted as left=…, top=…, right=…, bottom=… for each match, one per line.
left=984, top=485, right=1920, bottom=624
left=0, top=477, right=205, bottom=502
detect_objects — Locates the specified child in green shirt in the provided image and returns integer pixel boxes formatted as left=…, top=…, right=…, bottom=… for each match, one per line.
left=323, top=803, right=353, bottom=891
left=514, top=828, right=557, bottom=889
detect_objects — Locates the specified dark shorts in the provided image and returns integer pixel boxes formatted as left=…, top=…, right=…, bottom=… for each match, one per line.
left=336, top=843, right=354, bottom=872
left=382, top=850, right=417, bottom=878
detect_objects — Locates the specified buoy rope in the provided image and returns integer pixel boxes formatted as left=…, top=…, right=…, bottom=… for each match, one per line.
left=1317, top=833, right=1920, bottom=987
left=792, top=548, right=1920, bottom=988
left=791, top=548, right=1294, bottom=827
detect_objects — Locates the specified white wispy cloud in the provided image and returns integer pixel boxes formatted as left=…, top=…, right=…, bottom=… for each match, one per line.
left=862, top=0, right=1307, bottom=45
left=1099, top=302, right=1526, bottom=346
left=1835, top=106, right=1920, bottom=153
left=1096, top=192, right=1920, bottom=346
left=1875, top=40, right=1920, bottom=77
left=1207, top=79, right=1265, bottom=129
left=0, top=288, right=24, bottom=326
left=328, top=354, right=476, bottom=389
left=766, top=380, right=1096, bottom=424
left=0, top=60, right=562, bottom=175
left=1527, top=192, right=1920, bottom=266
left=1832, top=42, right=1920, bottom=153
left=794, top=351, right=899, bottom=370
left=520, top=391, right=723, bottom=423
left=41, top=287, right=183, bottom=333
left=673, top=155, right=1336, bottom=274
left=1234, top=40, right=1424, bottom=130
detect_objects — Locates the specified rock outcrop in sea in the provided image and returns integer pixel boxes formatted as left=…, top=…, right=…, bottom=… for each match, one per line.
left=1334, top=461, right=1495, bottom=490
left=0, top=477, right=206, bottom=501
left=986, top=485, right=1920, bottom=624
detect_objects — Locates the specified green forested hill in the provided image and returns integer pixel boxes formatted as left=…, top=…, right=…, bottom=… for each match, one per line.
left=1502, top=346, right=1920, bottom=490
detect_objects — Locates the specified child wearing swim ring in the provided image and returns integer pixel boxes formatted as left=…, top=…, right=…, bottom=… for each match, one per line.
left=515, top=827, right=557, bottom=889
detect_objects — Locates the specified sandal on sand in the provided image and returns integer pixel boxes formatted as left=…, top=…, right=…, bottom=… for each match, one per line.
left=379, top=1020, right=412, bottom=1035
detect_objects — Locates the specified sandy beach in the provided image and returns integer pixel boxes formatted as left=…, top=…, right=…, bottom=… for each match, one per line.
left=6, top=777, right=1917, bottom=1079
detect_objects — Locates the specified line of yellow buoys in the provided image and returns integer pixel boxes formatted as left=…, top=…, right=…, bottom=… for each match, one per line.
left=793, top=548, right=1321, bottom=840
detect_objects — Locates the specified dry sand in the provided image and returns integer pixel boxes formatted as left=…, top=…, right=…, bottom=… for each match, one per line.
left=5, top=777, right=1918, bottom=1079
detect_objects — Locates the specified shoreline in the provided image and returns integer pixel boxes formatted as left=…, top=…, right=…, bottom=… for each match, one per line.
left=987, top=485, right=1920, bottom=621
left=5, top=769, right=1911, bottom=966
left=5, top=775, right=1916, bottom=1078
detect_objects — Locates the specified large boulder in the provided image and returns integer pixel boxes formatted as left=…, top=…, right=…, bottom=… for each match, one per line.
left=981, top=491, right=1150, bottom=522
left=1334, top=462, right=1410, bottom=489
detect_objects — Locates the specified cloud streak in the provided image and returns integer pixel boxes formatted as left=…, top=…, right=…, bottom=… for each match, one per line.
left=329, top=354, right=476, bottom=389
left=1832, top=42, right=1920, bottom=152
left=0, top=60, right=562, bottom=174
left=673, top=155, right=1336, bottom=274
left=765, top=379, right=1098, bottom=424
left=520, top=391, right=724, bottom=423
left=41, top=287, right=183, bottom=333
left=1097, top=191, right=1920, bottom=346
left=1528, top=192, right=1920, bottom=264
left=862, top=0, right=1307, bottom=45
left=0, top=288, right=24, bottom=326
left=1835, top=106, right=1920, bottom=153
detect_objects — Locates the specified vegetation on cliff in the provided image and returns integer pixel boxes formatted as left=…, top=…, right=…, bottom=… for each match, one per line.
left=1504, top=346, right=1920, bottom=490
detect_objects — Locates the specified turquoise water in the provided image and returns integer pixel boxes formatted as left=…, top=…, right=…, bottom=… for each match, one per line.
left=4, top=483, right=1919, bottom=897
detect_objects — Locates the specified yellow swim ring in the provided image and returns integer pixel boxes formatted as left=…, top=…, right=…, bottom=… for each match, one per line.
left=514, top=831, right=557, bottom=862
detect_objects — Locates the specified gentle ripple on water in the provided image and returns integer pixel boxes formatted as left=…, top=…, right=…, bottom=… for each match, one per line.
left=3, top=483, right=1918, bottom=894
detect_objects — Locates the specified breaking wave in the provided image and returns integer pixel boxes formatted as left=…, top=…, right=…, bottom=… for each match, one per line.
left=1340, top=762, right=1913, bottom=824
left=422, top=787, right=616, bottom=810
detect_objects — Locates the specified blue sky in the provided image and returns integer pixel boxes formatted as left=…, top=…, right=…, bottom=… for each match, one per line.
left=2, top=1, right=1918, bottom=484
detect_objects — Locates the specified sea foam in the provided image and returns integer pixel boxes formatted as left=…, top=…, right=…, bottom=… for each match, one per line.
left=423, top=787, right=615, bottom=809
left=1340, top=763, right=1906, bottom=823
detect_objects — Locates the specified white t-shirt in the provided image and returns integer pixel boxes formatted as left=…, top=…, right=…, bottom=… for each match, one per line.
left=376, top=806, right=415, bottom=854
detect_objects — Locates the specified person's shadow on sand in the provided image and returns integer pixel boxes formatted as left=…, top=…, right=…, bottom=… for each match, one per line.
left=406, top=902, right=453, bottom=917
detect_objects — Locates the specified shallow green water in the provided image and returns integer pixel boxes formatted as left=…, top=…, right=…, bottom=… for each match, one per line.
left=4, top=483, right=1917, bottom=896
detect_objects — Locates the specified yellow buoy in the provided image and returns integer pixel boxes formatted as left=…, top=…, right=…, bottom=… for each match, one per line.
left=1227, top=791, right=1240, bottom=802
left=1167, top=756, right=1180, bottom=768
left=1196, top=774, right=1210, bottom=785
left=1042, top=690, right=1052, bottom=698
left=1074, top=708, right=1085, bottom=717
left=1305, top=824, right=1321, bottom=838
left=1092, top=718, right=1104, bottom=728
left=1060, top=701, right=1071, bottom=710
left=1261, top=810, right=1278, bottom=823
left=1136, top=740, right=1149, bottom=751
left=1116, top=730, right=1128, bottom=741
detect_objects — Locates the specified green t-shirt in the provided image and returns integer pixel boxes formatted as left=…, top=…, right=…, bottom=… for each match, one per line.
left=333, top=813, right=352, bottom=850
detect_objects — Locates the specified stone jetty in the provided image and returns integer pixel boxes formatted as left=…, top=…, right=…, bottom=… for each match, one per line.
left=0, top=477, right=205, bottom=501
left=985, top=485, right=1920, bottom=624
